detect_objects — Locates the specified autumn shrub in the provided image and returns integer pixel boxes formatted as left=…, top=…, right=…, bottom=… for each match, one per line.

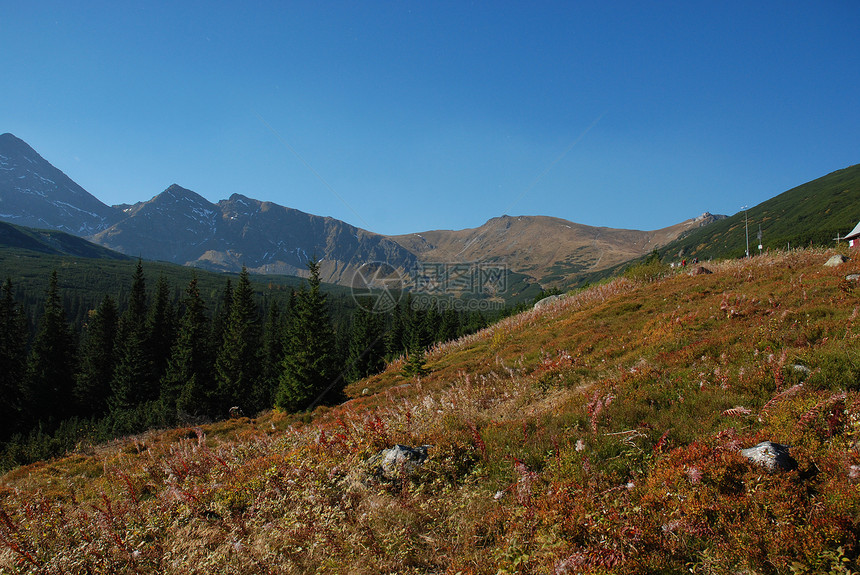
left=3, top=249, right=860, bottom=574
left=624, top=251, right=670, bottom=283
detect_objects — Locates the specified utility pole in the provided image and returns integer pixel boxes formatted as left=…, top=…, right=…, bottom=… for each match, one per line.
left=742, top=206, right=750, bottom=258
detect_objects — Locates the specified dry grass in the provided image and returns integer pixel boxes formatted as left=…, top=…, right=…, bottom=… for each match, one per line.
left=2, top=248, right=860, bottom=574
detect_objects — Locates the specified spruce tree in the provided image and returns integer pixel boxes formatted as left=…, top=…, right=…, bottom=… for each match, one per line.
left=346, top=302, right=386, bottom=382
left=276, top=260, right=336, bottom=412
left=147, top=275, right=176, bottom=391
left=421, top=304, right=441, bottom=348
left=74, top=294, right=118, bottom=418
left=384, top=301, right=405, bottom=360
left=401, top=327, right=429, bottom=377
left=401, top=299, right=431, bottom=354
left=437, top=307, right=460, bottom=343
left=214, top=267, right=261, bottom=416
left=110, top=260, right=152, bottom=411
left=0, top=278, right=27, bottom=439
left=22, top=270, right=77, bottom=428
left=161, top=276, right=215, bottom=420
left=258, top=299, right=285, bottom=410
left=211, top=278, right=233, bottom=349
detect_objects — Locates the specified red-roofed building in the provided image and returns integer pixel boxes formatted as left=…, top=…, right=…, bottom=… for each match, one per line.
left=845, top=221, right=860, bottom=250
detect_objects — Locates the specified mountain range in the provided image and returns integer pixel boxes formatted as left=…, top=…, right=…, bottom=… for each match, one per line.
left=0, top=132, right=760, bottom=290
left=91, top=184, right=419, bottom=286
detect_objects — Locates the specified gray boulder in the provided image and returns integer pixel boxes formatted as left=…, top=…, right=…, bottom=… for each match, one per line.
left=740, top=441, right=797, bottom=472
left=824, top=255, right=849, bottom=267
left=372, top=444, right=429, bottom=480
left=534, top=295, right=562, bottom=310
left=689, top=266, right=713, bottom=276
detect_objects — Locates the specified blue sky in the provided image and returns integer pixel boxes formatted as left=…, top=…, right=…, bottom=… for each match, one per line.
left=3, top=1, right=859, bottom=235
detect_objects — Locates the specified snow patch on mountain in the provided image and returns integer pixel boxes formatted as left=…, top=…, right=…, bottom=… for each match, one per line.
left=54, top=201, right=103, bottom=219
left=190, top=206, right=216, bottom=222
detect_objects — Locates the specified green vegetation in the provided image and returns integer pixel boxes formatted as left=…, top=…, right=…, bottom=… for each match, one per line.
left=569, top=164, right=860, bottom=290
left=660, top=163, right=860, bottom=260
left=275, top=260, right=337, bottom=412
left=0, top=221, right=130, bottom=260
left=0, top=245, right=512, bottom=470
left=1, top=248, right=858, bottom=573
left=622, top=249, right=670, bottom=282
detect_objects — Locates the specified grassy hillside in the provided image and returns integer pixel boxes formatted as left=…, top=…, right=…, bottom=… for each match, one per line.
left=658, top=164, right=860, bottom=261
left=2, top=248, right=860, bottom=573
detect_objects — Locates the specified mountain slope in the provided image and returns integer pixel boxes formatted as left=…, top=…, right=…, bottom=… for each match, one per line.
left=657, top=163, right=860, bottom=260
left=2, top=249, right=859, bottom=573
left=0, top=133, right=119, bottom=234
left=389, top=212, right=722, bottom=287
left=0, top=220, right=131, bottom=260
left=91, top=184, right=221, bottom=264
left=92, top=185, right=420, bottom=285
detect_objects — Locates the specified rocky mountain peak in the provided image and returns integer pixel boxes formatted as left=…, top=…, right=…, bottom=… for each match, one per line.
left=0, top=133, right=118, bottom=234
left=0, top=132, right=31, bottom=154
left=159, top=184, right=211, bottom=205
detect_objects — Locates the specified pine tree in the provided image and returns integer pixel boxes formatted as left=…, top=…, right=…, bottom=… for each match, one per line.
left=147, top=275, right=176, bottom=391
left=258, top=299, right=285, bottom=410
left=110, top=260, right=153, bottom=411
left=22, top=270, right=78, bottom=428
left=276, top=260, right=336, bottom=412
left=214, top=267, right=262, bottom=416
left=384, top=301, right=405, bottom=360
left=346, top=302, right=386, bottom=382
left=120, top=259, right=148, bottom=336
left=464, top=310, right=488, bottom=334
left=211, top=278, right=233, bottom=348
left=401, top=327, right=429, bottom=377
left=74, top=294, right=118, bottom=418
left=401, top=299, right=432, bottom=354
left=161, top=276, right=215, bottom=420
left=0, top=278, right=28, bottom=440
left=421, top=304, right=441, bottom=348
left=437, top=307, right=460, bottom=342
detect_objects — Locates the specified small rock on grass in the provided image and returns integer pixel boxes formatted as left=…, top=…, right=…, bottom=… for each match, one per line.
left=740, top=441, right=797, bottom=472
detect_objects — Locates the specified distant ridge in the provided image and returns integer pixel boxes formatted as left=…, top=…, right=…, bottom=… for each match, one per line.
left=0, top=220, right=130, bottom=260
left=388, top=213, right=724, bottom=287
